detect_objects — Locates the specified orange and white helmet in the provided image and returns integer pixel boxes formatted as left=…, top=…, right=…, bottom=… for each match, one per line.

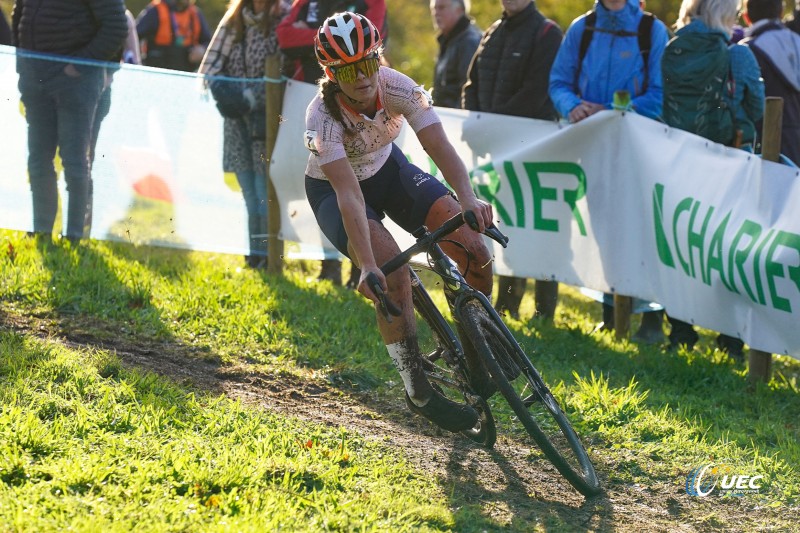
left=314, top=12, right=382, bottom=81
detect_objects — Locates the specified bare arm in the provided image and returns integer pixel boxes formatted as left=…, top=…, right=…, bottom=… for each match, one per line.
left=416, top=122, right=493, bottom=232
left=319, top=158, right=384, bottom=303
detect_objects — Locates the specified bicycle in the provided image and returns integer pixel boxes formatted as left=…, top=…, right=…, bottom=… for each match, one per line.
left=366, top=212, right=601, bottom=497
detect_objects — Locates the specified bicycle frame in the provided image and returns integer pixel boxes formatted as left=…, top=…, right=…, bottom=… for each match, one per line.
left=382, top=215, right=518, bottom=369
left=373, top=214, right=601, bottom=495
left=378, top=215, right=510, bottom=397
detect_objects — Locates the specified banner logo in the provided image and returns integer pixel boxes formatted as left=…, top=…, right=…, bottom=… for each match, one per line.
left=685, top=462, right=763, bottom=497
left=469, top=161, right=587, bottom=236
left=652, top=183, right=800, bottom=313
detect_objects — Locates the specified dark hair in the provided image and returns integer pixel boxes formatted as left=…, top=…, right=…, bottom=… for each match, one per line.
left=318, top=78, right=355, bottom=133
left=744, top=0, right=784, bottom=21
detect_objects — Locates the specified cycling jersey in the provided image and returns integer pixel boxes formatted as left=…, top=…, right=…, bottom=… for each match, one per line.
left=304, top=66, right=440, bottom=181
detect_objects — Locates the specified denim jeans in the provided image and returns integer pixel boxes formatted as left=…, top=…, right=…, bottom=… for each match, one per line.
left=236, top=169, right=268, bottom=259
left=18, top=61, right=104, bottom=239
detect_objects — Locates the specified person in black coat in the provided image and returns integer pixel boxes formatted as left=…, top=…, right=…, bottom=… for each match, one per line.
left=785, top=0, right=800, bottom=34
left=12, top=0, right=128, bottom=242
left=0, top=7, right=11, bottom=46
left=431, top=0, right=481, bottom=109
left=462, top=0, right=563, bottom=320
left=744, top=0, right=800, bottom=166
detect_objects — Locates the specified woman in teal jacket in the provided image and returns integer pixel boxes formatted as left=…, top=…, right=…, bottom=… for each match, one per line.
left=549, top=0, right=669, bottom=123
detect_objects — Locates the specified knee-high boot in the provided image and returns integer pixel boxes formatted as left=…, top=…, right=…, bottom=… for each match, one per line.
left=247, top=215, right=267, bottom=268
left=495, top=275, right=527, bottom=318
left=534, top=280, right=559, bottom=320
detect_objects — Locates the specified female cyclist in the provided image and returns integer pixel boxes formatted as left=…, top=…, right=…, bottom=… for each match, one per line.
left=304, top=12, right=494, bottom=432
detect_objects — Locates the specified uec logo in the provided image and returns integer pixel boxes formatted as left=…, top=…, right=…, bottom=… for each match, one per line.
left=686, top=463, right=763, bottom=497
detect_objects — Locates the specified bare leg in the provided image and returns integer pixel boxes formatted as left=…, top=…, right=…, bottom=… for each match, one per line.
left=424, top=195, right=493, bottom=297
left=349, top=219, right=432, bottom=402
left=349, top=218, right=479, bottom=432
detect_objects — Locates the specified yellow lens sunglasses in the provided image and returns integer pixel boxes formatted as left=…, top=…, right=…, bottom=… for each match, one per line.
left=332, top=55, right=381, bottom=83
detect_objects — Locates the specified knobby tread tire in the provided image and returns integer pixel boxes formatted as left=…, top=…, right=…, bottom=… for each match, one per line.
left=459, top=300, right=601, bottom=496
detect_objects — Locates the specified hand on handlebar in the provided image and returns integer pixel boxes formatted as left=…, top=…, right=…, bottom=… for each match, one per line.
left=363, top=271, right=402, bottom=322
left=464, top=209, right=509, bottom=248
left=460, top=198, right=493, bottom=233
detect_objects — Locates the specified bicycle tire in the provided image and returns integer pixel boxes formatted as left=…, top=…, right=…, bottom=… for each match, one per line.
left=459, top=300, right=601, bottom=496
left=412, top=274, right=496, bottom=447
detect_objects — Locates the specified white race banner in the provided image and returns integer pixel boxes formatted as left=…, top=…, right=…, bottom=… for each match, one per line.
left=271, top=81, right=800, bottom=357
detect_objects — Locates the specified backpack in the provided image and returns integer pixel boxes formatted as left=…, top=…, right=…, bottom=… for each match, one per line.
left=576, top=11, right=656, bottom=94
left=662, top=31, right=736, bottom=145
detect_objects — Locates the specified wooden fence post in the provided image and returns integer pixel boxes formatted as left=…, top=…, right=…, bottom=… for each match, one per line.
left=748, top=96, right=783, bottom=384
left=610, top=91, right=633, bottom=341
left=264, top=54, right=285, bottom=275
left=613, top=295, right=632, bottom=341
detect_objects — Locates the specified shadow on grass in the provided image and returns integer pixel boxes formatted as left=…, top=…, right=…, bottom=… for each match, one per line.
left=33, top=237, right=175, bottom=341
left=3, top=233, right=796, bottom=524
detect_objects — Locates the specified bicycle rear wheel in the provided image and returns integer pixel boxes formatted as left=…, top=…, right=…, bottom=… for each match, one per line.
left=459, top=300, right=601, bottom=496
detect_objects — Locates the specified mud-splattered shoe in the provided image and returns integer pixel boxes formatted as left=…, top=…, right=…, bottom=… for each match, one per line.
left=405, top=390, right=479, bottom=432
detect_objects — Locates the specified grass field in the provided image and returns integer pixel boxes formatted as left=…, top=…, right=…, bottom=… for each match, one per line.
left=1, top=230, right=798, bottom=531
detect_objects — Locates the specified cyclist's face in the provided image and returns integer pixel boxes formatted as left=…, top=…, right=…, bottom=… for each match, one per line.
left=334, top=58, right=380, bottom=107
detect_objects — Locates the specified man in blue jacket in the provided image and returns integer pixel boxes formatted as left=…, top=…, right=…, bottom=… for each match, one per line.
left=13, top=0, right=128, bottom=243
left=549, top=0, right=668, bottom=122
left=548, top=0, right=669, bottom=342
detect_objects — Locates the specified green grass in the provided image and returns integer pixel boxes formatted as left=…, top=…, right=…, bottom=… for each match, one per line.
left=1, top=229, right=799, bottom=530
left=0, top=333, right=452, bottom=532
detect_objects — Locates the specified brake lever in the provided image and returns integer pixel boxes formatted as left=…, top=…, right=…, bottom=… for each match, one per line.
left=485, top=225, right=509, bottom=248
left=365, top=272, right=402, bottom=322
left=464, top=211, right=509, bottom=248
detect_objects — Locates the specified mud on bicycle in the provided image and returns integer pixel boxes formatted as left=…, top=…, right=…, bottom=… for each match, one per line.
left=367, top=211, right=601, bottom=497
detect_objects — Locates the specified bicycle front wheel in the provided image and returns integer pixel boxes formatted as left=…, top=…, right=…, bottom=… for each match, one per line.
left=459, top=300, right=601, bottom=496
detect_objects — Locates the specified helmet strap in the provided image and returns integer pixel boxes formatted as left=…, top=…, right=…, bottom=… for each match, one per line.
left=324, top=66, right=337, bottom=83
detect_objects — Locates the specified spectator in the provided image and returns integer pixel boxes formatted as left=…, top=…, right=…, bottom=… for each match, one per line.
left=742, top=0, right=800, bottom=166
left=12, top=0, right=128, bottom=243
left=136, top=0, right=212, bottom=71
left=786, top=0, right=800, bottom=34
left=1, top=6, right=11, bottom=46
left=462, top=0, right=563, bottom=321
left=277, top=0, right=388, bottom=285
left=200, top=0, right=287, bottom=269
left=277, top=0, right=387, bottom=82
left=549, top=0, right=670, bottom=342
left=87, top=8, right=142, bottom=235
left=121, top=8, right=143, bottom=65
left=662, top=0, right=764, bottom=360
left=430, top=0, right=481, bottom=109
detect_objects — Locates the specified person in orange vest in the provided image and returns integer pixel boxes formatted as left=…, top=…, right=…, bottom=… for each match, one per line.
left=136, top=0, right=212, bottom=71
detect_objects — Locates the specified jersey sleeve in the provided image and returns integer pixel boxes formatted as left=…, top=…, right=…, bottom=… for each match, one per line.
left=381, top=68, right=441, bottom=133
left=304, top=97, right=347, bottom=165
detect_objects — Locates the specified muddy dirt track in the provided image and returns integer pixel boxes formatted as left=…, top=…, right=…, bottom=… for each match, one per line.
left=3, top=310, right=795, bottom=532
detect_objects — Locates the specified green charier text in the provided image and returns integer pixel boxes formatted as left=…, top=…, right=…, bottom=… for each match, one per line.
left=466, top=161, right=588, bottom=235
left=422, top=156, right=587, bottom=234
left=653, top=183, right=800, bottom=312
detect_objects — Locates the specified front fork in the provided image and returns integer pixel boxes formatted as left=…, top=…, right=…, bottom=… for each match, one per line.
left=410, top=267, right=462, bottom=368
